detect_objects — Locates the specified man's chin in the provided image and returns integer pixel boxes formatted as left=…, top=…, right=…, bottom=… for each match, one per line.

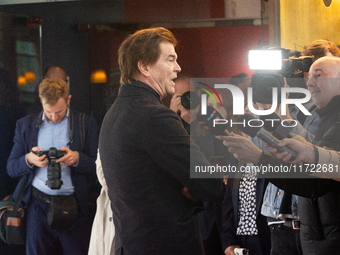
left=46, top=118, right=61, bottom=124
left=168, top=91, right=175, bottom=97
left=165, top=88, right=175, bottom=97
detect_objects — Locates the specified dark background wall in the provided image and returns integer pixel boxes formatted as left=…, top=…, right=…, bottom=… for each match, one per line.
left=0, top=0, right=268, bottom=117
left=0, top=0, right=124, bottom=114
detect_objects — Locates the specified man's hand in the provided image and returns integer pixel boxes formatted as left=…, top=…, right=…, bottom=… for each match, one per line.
left=169, top=93, right=198, bottom=124
left=217, top=133, right=262, bottom=164
left=271, top=136, right=315, bottom=164
left=56, top=147, right=79, bottom=166
left=169, top=94, right=182, bottom=114
left=181, top=187, right=198, bottom=203
left=223, top=175, right=228, bottom=185
left=224, top=245, right=241, bottom=255
left=27, top=146, right=48, bottom=167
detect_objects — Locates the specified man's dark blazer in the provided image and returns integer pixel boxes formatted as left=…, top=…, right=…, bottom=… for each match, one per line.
left=221, top=175, right=271, bottom=254
left=7, top=109, right=98, bottom=219
left=99, top=81, right=223, bottom=255
left=192, top=128, right=230, bottom=242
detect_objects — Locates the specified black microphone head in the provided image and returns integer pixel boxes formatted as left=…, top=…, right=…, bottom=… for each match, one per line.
left=196, top=106, right=228, bottom=135
left=236, top=114, right=261, bottom=138
left=260, top=112, right=280, bottom=132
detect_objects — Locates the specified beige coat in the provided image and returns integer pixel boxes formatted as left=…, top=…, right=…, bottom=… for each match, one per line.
left=88, top=152, right=115, bottom=255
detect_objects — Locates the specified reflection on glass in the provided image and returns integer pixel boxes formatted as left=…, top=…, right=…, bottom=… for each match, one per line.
left=0, top=12, right=42, bottom=104
left=16, top=40, right=40, bottom=102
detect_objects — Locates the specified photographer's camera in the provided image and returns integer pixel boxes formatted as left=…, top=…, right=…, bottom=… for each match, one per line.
left=34, top=147, right=65, bottom=189
left=180, top=91, right=199, bottom=110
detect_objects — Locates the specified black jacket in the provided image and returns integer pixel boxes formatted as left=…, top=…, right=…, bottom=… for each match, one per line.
left=7, top=109, right=99, bottom=219
left=99, top=81, right=223, bottom=255
left=258, top=95, right=340, bottom=254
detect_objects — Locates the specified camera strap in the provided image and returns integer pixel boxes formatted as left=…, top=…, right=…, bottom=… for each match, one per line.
left=34, top=109, right=86, bottom=152
left=35, top=108, right=73, bottom=147
left=67, top=109, right=73, bottom=146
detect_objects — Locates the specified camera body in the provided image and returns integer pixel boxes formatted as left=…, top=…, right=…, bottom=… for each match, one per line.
left=248, top=48, right=314, bottom=100
left=281, top=55, right=313, bottom=78
left=35, top=147, right=65, bottom=189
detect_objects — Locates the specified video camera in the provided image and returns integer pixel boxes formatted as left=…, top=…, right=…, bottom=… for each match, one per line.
left=248, top=48, right=314, bottom=99
left=248, top=48, right=314, bottom=78
left=34, top=147, right=65, bottom=189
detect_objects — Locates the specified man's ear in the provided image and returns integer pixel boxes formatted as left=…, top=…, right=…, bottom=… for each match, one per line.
left=138, top=60, right=150, bottom=76
left=67, top=95, right=72, bottom=106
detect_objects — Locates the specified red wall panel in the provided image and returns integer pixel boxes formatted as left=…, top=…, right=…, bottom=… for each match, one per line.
left=171, top=25, right=269, bottom=78
left=89, top=25, right=269, bottom=79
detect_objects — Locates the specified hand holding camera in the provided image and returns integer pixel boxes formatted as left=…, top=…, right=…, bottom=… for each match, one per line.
left=28, top=147, right=48, bottom=167
left=55, top=147, right=79, bottom=166
left=170, top=91, right=200, bottom=124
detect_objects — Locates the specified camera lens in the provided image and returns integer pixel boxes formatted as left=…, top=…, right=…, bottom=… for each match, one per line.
left=44, top=147, right=64, bottom=189
left=251, top=73, right=284, bottom=104
left=181, top=91, right=199, bottom=110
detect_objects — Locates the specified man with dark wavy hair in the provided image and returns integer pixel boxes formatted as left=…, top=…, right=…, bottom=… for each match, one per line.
left=99, top=27, right=223, bottom=255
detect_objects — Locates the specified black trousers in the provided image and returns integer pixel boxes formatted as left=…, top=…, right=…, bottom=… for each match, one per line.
left=237, top=235, right=264, bottom=255
left=269, top=224, right=302, bottom=255
left=26, top=191, right=90, bottom=255
left=202, top=224, right=224, bottom=255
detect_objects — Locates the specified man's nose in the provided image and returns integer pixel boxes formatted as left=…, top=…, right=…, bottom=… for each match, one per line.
left=175, top=61, right=181, bottom=73
left=307, top=78, right=315, bottom=87
left=51, top=114, right=58, bottom=122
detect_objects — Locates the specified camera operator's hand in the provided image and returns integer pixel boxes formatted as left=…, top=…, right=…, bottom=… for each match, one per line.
left=169, top=93, right=199, bottom=124
left=181, top=103, right=200, bottom=124
left=27, top=147, right=48, bottom=167
left=169, top=94, right=181, bottom=114
left=224, top=245, right=240, bottom=255
left=181, top=187, right=198, bottom=203
left=56, top=147, right=79, bottom=166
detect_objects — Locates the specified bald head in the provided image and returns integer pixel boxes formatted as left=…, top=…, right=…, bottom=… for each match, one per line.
left=310, top=56, right=340, bottom=78
left=44, top=66, right=67, bottom=81
left=307, top=56, right=340, bottom=108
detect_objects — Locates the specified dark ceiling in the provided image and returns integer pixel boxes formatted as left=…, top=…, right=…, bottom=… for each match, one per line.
left=0, top=0, right=124, bottom=25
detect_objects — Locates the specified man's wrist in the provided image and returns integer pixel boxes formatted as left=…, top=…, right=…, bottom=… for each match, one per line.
left=25, top=154, right=34, bottom=168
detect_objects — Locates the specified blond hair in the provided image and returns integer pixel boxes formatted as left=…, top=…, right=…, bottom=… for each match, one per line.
left=39, top=78, right=69, bottom=105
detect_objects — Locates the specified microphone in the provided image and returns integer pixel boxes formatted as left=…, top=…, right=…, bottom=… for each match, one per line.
left=237, top=114, right=297, bottom=160
left=260, top=112, right=295, bottom=140
left=196, top=106, right=230, bottom=136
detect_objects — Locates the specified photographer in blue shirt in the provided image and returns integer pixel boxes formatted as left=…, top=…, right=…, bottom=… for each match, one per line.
left=7, top=77, right=98, bottom=255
